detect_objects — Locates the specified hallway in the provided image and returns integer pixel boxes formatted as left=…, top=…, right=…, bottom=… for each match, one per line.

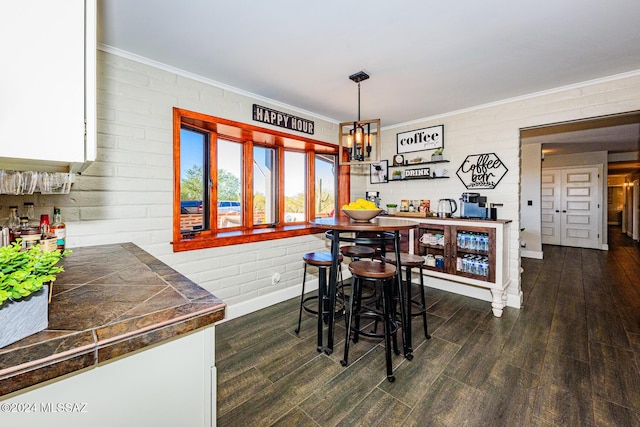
left=216, top=227, right=640, bottom=426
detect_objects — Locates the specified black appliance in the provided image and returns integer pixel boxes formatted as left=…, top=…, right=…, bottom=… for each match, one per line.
left=459, top=192, right=488, bottom=219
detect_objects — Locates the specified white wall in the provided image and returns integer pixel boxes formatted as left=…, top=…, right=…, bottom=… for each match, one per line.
left=520, top=143, right=543, bottom=258
left=365, top=71, right=640, bottom=305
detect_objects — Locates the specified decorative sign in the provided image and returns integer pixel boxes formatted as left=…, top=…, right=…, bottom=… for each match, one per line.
left=370, top=160, right=388, bottom=184
left=396, top=124, right=444, bottom=154
left=456, top=153, right=508, bottom=189
left=403, top=167, right=431, bottom=179
left=252, top=104, right=314, bottom=134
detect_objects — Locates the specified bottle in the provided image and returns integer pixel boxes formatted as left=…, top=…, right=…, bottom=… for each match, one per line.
left=51, top=206, right=66, bottom=250
left=23, top=202, right=36, bottom=227
left=40, top=214, right=50, bottom=237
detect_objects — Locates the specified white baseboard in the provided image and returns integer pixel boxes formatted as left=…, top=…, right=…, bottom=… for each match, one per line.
left=521, top=250, right=543, bottom=259
left=223, top=270, right=353, bottom=322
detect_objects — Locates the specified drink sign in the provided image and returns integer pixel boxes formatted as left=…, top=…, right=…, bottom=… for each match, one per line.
left=456, top=153, right=508, bottom=189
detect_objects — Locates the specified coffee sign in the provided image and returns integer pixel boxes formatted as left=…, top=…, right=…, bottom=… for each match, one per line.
left=396, top=125, right=443, bottom=154
left=456, top=153, right=508, bottom=189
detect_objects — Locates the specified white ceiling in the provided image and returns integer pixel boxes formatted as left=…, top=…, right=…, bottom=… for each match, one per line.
left=98, top=0, right=640, bottom=173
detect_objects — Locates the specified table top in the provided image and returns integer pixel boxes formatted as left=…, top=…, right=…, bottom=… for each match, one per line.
left=310, top=216, right=419, bottom=232
left=0, top=242, right=226, bottom=397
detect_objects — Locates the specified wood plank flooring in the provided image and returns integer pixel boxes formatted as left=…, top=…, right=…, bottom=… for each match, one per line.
left=216, top=226, right=640, bottom=426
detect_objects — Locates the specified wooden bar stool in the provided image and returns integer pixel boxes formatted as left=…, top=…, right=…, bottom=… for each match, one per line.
left=340, top=245, right=375, bottom=261
left=295, top=252, right=344, bottom=352
left=341, top=260, right=399, bottom=382
left=339, top=244, right=376, bottom=300
left=383, top=252, right=431, bottom=354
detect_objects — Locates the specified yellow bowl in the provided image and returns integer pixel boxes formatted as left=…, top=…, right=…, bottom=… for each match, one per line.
left=341, top=209, right=383, bottom=222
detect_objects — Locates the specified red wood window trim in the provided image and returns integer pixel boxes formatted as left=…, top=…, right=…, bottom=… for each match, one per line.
left=172, top=107, right=350, bottom=252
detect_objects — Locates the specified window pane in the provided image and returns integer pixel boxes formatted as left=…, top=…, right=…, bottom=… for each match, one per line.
left=253, top=146, right=275, bottom=225
left=284, top=151, right=306, bottom=223
left=217, top=139, right=242, bottom=229
left=180, top=127, right=207, bottom=233
left=315, top=154, right=336, bottom=218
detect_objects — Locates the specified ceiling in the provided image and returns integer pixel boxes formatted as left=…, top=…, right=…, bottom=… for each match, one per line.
left=98, top=0, right=640, bottom=175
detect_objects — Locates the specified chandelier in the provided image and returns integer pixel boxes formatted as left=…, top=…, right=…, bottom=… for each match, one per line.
left=338, top=71, right=380, bottom=165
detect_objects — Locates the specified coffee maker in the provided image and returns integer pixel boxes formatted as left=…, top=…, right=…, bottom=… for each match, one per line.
left=459, top=192, right=488, bottom=219
left=365, top=191, right=380, bottom=208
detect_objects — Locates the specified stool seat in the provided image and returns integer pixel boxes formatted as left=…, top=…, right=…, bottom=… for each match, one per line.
left=349, top=260, right=396, bottom=279
left=340, top=245, right=375, bottom=259
left=383, top=252, right=425, bottom=267
left=304, top=252, right=343, bottom=266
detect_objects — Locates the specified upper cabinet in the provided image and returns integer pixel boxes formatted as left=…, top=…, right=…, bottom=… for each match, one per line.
left=0, top=0, right=96, bottom=173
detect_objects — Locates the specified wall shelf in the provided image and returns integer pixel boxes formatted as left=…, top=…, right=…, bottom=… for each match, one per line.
left=389, top=159, right=450, bottom=168
left=390, top=176, right=450, bottom=181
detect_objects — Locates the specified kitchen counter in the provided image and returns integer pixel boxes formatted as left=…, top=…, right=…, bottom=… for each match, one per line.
left=0, top=242, right=226, bottom=397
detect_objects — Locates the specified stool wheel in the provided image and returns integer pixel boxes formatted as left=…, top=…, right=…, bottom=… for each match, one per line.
left=340, top=359, right=348, bottom=367
left=405, top=352, right=413, bottom=360
left=387, top=375, right=395, bottom=383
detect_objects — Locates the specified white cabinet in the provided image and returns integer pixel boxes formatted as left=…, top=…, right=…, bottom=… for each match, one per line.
left=0, top=0, right=96, bottom=172
left=0, top=326, right=216, bottom=427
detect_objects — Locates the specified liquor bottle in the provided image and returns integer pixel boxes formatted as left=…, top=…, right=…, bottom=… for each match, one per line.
left=51, top=207, right=66, bottom=250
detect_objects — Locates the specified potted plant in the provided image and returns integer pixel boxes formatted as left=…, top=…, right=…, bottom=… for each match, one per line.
left=386, top=203, right=398, bottom=215
left=392, top=170, right=403, bottom=180
left=431, top=147, right=444, bottom=161
left=0, top=241, right=70, bottom=348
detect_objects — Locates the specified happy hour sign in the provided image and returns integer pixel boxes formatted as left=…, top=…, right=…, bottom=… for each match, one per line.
left=456, top=153, right=508, bottom=189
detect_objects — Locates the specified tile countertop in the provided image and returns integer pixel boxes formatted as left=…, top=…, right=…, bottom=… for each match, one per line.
left=0, top=243, right=226, bottom=396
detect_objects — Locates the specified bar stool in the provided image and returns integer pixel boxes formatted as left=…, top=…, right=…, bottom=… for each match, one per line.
left=383, top=252, right=431, bottom=348
left=339, top=245, right=376, bottom=299
left=295, top=252, right=344, bottom=352
left=340, top=245, right=375, bottom=261
left=341, top=260, right=399, bottom=382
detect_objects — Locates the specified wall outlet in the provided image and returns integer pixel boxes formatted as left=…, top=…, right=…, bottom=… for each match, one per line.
left=271, top=272, right=281, bottom=285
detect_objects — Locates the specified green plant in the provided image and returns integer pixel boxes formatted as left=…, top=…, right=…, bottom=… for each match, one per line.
left=386, top=203, right=397, bottom=208
left=0, top=241, right=70, bottom=306
left=392, top=170, right=402, bottom=176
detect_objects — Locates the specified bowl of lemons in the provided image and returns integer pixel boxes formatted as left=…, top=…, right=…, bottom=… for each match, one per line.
left=341, top=198, right=383, bottom=222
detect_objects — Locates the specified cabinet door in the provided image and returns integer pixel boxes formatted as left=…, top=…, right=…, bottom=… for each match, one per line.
left=415, top=224, right=447, bottom=274
left=1, top=0, right=94, bottom=166
left=450, top=225, right=495, bottom=283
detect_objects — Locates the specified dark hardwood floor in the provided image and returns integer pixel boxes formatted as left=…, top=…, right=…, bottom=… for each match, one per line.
left=216, top=226, right=640, bottom=426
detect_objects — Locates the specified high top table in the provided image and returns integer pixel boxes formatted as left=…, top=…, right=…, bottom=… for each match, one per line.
left=310, top=216, right=418, bottom=357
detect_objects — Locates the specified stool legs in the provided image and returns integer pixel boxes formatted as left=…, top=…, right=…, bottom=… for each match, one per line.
left=415, top=265, right=431, bottom=340
left=294, top=263, right=308, bottom=335
left=296, top=260, right=345, bottom=353
left=341, top=274, right=398, bottom=382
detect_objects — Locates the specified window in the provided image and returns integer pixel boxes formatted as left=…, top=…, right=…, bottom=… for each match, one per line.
left=173, top=108, right=347, bottom=251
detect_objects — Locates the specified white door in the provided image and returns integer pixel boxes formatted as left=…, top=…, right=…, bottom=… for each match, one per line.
left=541, top=166, right=601, bottom=249
left=541, top=170, right=561, bottom=245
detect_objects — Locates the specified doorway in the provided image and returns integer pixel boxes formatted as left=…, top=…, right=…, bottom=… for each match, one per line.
left=541, top=165, right=602, bottom=249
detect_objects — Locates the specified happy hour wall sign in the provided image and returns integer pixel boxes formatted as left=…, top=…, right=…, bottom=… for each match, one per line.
left=456, top=153, right=508, bottom=189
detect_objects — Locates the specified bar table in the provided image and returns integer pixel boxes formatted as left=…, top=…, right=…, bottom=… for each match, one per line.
left=310, top=216, right=418, bottom=357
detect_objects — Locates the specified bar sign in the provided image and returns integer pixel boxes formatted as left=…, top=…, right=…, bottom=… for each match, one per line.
left=252, top=104, right=314, bottom=135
